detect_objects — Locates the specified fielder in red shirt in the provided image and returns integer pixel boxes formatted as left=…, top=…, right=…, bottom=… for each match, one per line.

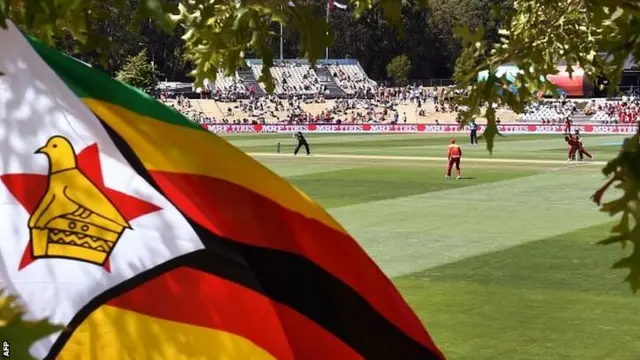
left=446, top=139, right=462, bottom=179
left=574, top=130, right=593, bottom=160
left=565, top=134, right=580, bottom=161
left=565, top=130, right=593, bottom=161
left=564, top=118, right=572, bottom=134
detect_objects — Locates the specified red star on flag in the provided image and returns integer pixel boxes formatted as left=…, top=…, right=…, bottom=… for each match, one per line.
left=1, top=143, right=162, bottom=272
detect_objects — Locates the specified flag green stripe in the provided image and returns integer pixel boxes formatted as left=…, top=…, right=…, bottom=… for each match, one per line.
left=26, top=36, right=204, bottom=132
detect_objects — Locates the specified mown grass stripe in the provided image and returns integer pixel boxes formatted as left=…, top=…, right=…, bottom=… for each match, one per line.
left=394, top=224, right=640, bottom=360
left=288, top=165, right=535, bottom=209
left=250, top=153, right=608, bottom=165
left=394, top=280, right=640, bottom=360
left=329, top=171, right=611, bottom=277
left=406, top=222, right=626, bottom=295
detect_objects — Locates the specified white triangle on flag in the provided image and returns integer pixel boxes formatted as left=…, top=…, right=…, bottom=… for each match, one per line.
left=0, top=22, right=205, bottom=359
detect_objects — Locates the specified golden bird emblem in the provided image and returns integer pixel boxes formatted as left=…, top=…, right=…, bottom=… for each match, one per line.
left=28, top=136, right=131, bottom=265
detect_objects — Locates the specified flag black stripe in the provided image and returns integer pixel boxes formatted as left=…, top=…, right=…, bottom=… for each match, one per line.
left=45, top=119, right=441, bottom=360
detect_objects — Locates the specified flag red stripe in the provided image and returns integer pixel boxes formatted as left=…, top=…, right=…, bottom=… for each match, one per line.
left=107, top=266, right=361, bottom=360
left=149, top=170, right=440, bottom=353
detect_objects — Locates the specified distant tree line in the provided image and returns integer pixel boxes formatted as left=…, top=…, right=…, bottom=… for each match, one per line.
left=55, top=0, right=513, bottom=83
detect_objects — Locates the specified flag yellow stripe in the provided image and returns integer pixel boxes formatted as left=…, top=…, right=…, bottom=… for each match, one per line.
left=58, top=305, right=276, bottom=360
left=84, top=98, right=345, bottom=235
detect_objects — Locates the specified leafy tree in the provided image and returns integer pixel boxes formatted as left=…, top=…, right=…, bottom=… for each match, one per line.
left=0, top=0, right=419, bottom=92
left=115, top=49, right=158, bottom=93
left=386, top=54, right=412, bottom=85
left=1, top=0, right=512, bottom=84
left=429, top=0, right=513, bottom=73
left=0, top=291, right=63, bottom=360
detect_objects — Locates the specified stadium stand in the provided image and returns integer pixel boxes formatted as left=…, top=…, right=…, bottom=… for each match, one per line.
left=157, top=59, right=522, bottom=125
left=250, top=61, right=326, bottom=96
left=588, top=99, right=640, bottom=123
left=211, top=70, right=247, bottom=94
left=517, top=98, right=640, bottom=124
left=328, top=63, right=377, bottom=96
left=519, top=101, right=577, bottom=122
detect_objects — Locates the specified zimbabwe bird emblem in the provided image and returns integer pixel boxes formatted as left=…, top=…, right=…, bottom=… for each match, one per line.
left=1, top=135, right=162, bottom=270
left=28, top=136, right=131, bottom=265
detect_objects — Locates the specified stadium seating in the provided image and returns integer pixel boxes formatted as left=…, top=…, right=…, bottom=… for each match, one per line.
left=328, top=64, right=377, bottom=94
left=519, top=106, right=566, bottom=121
left=590, top=110, right=617, bottom=122
left=519, top=102, right=577, bottom=122
left=210, top=70, right=248, bottom=94
left=251, top=63, right=323, bottom=95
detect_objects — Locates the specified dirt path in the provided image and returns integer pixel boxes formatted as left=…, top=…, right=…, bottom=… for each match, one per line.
left=248, top=152, right=607, bottom=166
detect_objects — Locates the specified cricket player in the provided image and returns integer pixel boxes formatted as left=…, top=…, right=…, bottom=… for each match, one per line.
left=565, top=133, right=580, bottom=161
left=446, top=139, right=462, bottom=179
left=574, top=130, right=593, bottom=161
left=564, top=117, right=572, bottom=135
left=469, top=120, right=478, bottom=145
left=294, top=131, right=311, bottom=156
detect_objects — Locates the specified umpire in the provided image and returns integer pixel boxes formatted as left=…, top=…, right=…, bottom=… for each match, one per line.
left=294, top=131, right=311, bottom=156
left=469, top=119, right=478, bottom=145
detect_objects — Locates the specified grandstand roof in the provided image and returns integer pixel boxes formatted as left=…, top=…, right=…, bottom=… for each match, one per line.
left=245, top=58, right=360, bottom=66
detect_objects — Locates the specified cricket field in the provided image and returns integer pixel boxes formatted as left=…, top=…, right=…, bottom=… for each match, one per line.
left=225, top=133, right=640, bottom=360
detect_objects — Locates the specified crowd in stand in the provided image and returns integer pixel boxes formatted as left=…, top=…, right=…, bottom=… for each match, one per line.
left=162, top=95, right=215, bottom=123
left=327, top=63, right=376, bottom=97
left=159, top=61, right=640, bottom=127
left=585, top=98, right=640, bottom=123
left=521, top=100, right=578, bottom=123
left=374, top=85, right=469, bottom=121
left=164, top=82, right=476, bottom=125
left=157, top=62, right=493, bottom=126
left=248, top=62, right=327, bottom=96
left=520, top=98, right=640, bottom=124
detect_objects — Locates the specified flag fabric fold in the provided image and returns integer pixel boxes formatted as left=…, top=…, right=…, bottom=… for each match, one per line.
left=0, top=21, right=444, bottom=360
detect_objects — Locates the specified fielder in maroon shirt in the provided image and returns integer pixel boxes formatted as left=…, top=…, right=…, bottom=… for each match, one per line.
left=574, top=130, right=593, bottom=160
left=565, top=130, right=593, bottom=161
left=565, top=134, right=580, bottom=161
left=446, top=139, right=462, bottom=179
left=564, top=118, right=572, bottom=134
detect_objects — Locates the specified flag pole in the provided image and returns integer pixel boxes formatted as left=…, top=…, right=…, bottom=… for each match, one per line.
left=280, top=5, right=284, bottom=60
left=280, top=22, right=284, bottom=60
left=325, top=2, right=329, bottom=60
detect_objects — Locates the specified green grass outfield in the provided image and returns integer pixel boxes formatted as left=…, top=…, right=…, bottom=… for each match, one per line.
left=226, top=133, right=640, bottom=360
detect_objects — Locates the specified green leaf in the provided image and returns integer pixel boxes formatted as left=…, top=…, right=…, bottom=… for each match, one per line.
left=378, top=0, right=403, bottom=36
left=0, top=290, right=64, bottom=360
left=596, top=234, right=627, bottom=245
left=481, top=109, right=500, bottom=154
left=611, top=212, right=631, bottom=235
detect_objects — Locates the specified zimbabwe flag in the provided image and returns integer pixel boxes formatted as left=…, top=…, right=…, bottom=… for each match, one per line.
left=0, top=21, right=444, bottom=359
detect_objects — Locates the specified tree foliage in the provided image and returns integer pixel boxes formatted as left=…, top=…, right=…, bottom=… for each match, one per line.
left=1, top=0, right=512, bottom=86
left=115, top=49, right=158, bottom=93
left=0, top=290, right=63, bottom=360
left=386, top=54, right=412, bottom=85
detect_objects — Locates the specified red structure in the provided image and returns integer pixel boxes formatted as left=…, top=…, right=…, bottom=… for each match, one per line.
left=546, top=66, right=593, bottom=97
